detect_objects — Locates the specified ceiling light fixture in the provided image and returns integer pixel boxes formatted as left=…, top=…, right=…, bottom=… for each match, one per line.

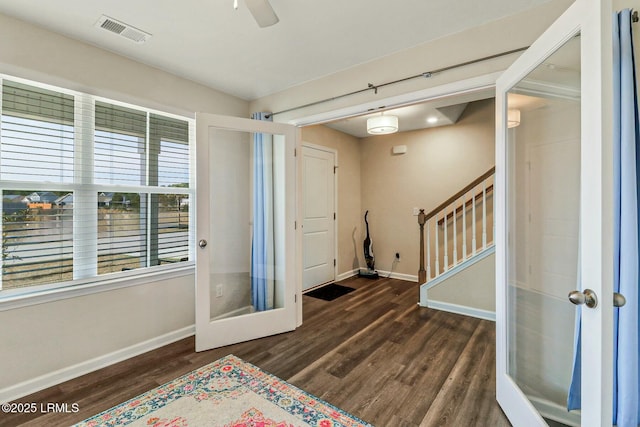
left=367, top=114, right=399, bottom=135
left=508, top=109, right=521, bottom=128
left=427, top=116, right=438, bottom=124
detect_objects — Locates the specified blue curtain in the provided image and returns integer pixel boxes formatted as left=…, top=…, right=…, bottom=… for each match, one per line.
left=250, top=112, right=275, bottom=312
left=614, top=9, right=640, bottom=426
left=568, top=10, right=640, bottom=426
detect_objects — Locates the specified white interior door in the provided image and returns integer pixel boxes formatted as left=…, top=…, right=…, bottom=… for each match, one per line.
left=495, top=0, right=613, bottom=425
left=195, top=113, right=298, bottom=351
left=302, top=144, right=336, bottom=290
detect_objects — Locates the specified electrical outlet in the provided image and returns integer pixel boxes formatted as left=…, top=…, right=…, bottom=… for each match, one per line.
left=395, top=252, right=400, bottom=260
left=412, top=207, right=420, bottom=216
left=216, top=284, right=223, bottom=298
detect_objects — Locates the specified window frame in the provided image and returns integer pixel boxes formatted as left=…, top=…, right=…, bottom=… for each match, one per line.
left=0, top=75, right=196, bottom=310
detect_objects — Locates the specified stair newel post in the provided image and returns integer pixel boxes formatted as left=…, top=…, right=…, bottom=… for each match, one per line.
left=418, top=209, right=426, bottom=284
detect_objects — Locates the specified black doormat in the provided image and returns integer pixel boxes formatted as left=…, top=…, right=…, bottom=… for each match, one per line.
left=305, top=283, right=356, bottom=301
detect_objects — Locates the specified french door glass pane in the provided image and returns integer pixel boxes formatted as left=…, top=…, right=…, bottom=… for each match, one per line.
left=208, top=128, right=286, bottom=321
left=506, top=34, right=581, bottom=423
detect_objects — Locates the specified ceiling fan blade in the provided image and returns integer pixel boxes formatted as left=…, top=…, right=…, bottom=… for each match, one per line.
left=245, top=0, right=279, bottom=27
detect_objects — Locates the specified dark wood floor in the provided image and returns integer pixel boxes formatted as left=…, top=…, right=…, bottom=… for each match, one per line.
left=3, top=276, right=510, bottom=427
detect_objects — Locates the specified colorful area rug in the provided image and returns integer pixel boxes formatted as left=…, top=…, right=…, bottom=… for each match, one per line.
left=74, top=354, right=371, bottom=427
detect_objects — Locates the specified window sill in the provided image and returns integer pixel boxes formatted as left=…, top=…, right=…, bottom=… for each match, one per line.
left=0, top=263, right=195, bottom=312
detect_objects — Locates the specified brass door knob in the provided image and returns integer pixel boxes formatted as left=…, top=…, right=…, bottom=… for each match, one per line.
left=568, top=289, right=598, bottom=309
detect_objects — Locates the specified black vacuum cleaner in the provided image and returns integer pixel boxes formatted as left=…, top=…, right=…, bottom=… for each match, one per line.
left=359, top=210, right=379, bottom=279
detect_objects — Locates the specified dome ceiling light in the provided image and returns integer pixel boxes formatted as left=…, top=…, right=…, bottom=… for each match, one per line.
left=367, top=114, right=399, bottom=135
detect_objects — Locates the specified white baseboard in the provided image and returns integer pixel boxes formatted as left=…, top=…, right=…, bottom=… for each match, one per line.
left=423, top=300, right=496, bottom=322
left=337, top=269, right=417, bottom=283
left=376, top=270, right=418, bottom=282
left=1, top=325, right=195, bottom=403
left=336, top=269, right=358, bottom=281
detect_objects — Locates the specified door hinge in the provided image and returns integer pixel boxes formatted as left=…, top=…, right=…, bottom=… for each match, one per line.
left=294, top=220, right=297, bottom=230
left=334, top=259, right=336, bottom=267
left=333, top=212, right=336, bottom=220
left=334, top=166, right=338, bottom=174
left=294, top=148, right=297, bottom=157
left=295, top=294, right=297, bottom=303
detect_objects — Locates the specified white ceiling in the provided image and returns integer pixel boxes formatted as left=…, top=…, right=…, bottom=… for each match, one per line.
left=0, top=0, right=556, bottom=101
left=325, top=90, right=494, bottom=138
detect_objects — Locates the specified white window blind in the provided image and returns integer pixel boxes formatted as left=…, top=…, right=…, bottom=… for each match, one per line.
left=1, top=78, right=193, bottom=295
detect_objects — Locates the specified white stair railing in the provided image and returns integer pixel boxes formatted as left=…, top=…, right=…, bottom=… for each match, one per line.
left=418, top=168, right=495, bottom=284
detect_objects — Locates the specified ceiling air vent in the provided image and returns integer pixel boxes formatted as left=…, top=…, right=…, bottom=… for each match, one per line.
left=95, top=15, right=151, bottom=44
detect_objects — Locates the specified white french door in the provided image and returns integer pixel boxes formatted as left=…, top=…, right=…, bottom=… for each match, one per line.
left=496, top=0, right=614, bottom=425
left=194, top=113, right=298, bottom=352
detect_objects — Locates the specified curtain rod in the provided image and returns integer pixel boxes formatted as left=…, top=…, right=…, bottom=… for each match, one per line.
left=266, top=46, right=529, bottom=118
left=267, top=10, right=640, bottom=119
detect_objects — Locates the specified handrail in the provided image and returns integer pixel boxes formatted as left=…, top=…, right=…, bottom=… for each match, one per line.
left=424, top=167, right=495, bottom=222
left=437, top=184, right=493, bottom=226
left=418, top=166, right=495, bottom=284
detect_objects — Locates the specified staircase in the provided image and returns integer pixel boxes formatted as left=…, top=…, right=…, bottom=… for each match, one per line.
left=417, top=168, right=495, bottom=320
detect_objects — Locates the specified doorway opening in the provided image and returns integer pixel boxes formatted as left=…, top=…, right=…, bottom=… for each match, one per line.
left=293, top=79, right=497, bottom=311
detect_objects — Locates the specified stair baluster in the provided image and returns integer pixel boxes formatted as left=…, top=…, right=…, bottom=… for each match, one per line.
left=417, top=167, right=495, bottom=284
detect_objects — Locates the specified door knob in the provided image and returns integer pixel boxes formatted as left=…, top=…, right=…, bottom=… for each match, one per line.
left=199, top=239, right=208, bottom=248
left=614, top=292, right=627, bottom=307
left=568, top=289, right=598, bottom=308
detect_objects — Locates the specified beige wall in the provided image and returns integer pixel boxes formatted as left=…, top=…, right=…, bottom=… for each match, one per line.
left=0, top=13, right=249, bottom=398
left=301, top=125, right=363, bottom=275
left=427, top=252, right=496, bottom=312
left=360, top=99, right=495, bottom=277
left=299, top=99, right=495, bottom=280
left=0, top=14, right=247, bottom=118
left=1, top=276, right=193, bottom=390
